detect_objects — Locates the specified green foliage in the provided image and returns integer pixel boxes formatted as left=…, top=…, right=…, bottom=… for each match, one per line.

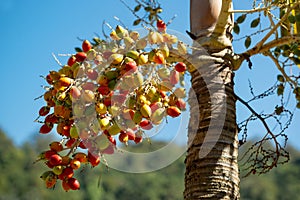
left=1, top=129, right=300, bottom=199
left=244, top=36, right=252, bottom=48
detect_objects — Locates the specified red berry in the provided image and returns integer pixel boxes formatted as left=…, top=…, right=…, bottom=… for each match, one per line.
left=119, top=131, right=129, bottom=143
left=59, top=167, right=74, bottom=180
left=126, top=130, right=136, bottom=140
left=108, top=136, right=116, bottom=146
left=157, top=20, right=167, bottom=32
left=75, top=52, right=87, bottom=62
left=124, top=61, right=137, bottom=72
left=45, top=113, right=59, bottom=124
left=166, top=106, right=181, bottom=117
left=88, top=152, right=100, bottom=167
left=176, top=98, right=186, bottom=110
left=46, top=74, right=53, bottom=84
left=68, top=56, right=77, bottom=66
left=39, top=123, right=53, bottom=134
left=102, top=145, right=114, bottom=154
left=134, top=136, right=143, bottom=144
left=49, top=154, right=62, bottom=166
left=39, top=106, right=50, bottom=116
left=98, top=86, right=110, bottom=95
left=82, top=40, right=92, bottom=52
left=65, top=138, right=76, bottom=148
left=86, top=69, right=98, bottom=80
left=82, top=82, right=96, bottom=91
left=139, top=120, right=153, bottom=130
left=174, top=62, right=187, bottom=72
left=68, top=178, right=80, bottom=190
left=44, top=150, right=57, bottom=160
left=49, top=141, right=63, bottom=152
left=62, top=180, right=71, bottom=191
left=170, top=70, right=179, bottom=85
left=70, top=86, right=81, bottom=99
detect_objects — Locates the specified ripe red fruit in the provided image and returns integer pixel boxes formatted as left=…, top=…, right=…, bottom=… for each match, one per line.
left=134, top=135, right=143, bottom=144
left=86, top=69, right=98, bottom=80
left=82, top=40, right=92, bottom=52
left=70, top=86, right=81, bottom=99
left=88, top=152, right=100, bottom=167
left=124, top=61, right=137, bottom=72
left=45, top=113, right=59, bottom=124
left=166, top=106, right=181, bottom=117
left=46, top=74, right=53, bottom=84
left=176, top=98, right=186, bottom=110
left=126, top=130, right=136, bottom=140
left=119, top=132, right=129, bottom=143
left=103, top=97, right=112, bottom=106
left=49, top=154, right=62, bottom=166
left=39, top=106, right=50, bottom=116
left=102, top=145, right=114, bottom=154
left=68, top=178, right=80, bottom=190
left=98, top=86, right=110, bottom=95
left=170, top=70, right=179, bottom=85
left=59, top=167, right=74, bottom=180
left=65, top=138, right=76, bottom=148
left=157, top=20, right=167, bottom=32
left=108, top=136, right=116, bottom=146
left=44, top=150, right=57, bottom=160
left=82, top=82, right=96, bottom=91
left=68, top=56, right=77, bottom=66
left=62, top=180, right=71, bottom=191
left=174, top=62, right=187, bottom=72
left=39, top=123, right=53, bottom=134
left=139, top=120, right=153, bottom=130
left=49, top=141, right=63, bottom=152
left=79, top=140, right=88, bottom=149
left=70, top=159, right=81, bottom=170
left=45, top=161, right=55, bottom=169
left=75, top=52, right=87, bottom=62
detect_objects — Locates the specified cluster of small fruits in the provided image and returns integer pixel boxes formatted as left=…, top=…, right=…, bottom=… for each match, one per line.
left=36, top=19, right=189, bottom=191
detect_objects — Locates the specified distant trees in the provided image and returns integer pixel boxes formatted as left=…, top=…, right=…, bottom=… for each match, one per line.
left=0, top=129, right=300, bottom=199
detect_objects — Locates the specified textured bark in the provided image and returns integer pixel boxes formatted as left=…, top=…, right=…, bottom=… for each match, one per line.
left=184, top=0, right=240, bottom=199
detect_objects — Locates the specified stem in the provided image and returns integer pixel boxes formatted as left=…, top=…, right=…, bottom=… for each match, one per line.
left=235, top=93, right=279, bottom=162
left=254, top=2, right=300, bottom=51
left=266, top=51, right=298, bottom=88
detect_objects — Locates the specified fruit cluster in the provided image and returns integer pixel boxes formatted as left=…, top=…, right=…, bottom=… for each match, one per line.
left=37, top=20, right=189, bottom=190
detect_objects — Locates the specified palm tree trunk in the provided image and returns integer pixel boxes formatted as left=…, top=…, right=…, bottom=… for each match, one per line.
left=184, top=0, right=240, bottom=199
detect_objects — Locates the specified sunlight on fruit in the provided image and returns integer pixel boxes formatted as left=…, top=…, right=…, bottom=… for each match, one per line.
left=36, top=20, right=192, bottom=190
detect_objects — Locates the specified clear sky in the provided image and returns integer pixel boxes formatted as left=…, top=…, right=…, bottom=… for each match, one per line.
left=0, top=0, right=299, bottom=149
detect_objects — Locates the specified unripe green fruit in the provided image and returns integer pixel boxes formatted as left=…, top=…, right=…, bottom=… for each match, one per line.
left=133, top=111, right=143, bottom=124
left=140, top=104, right=152, bottom=118
left=158, top=68, right=170, bottom=79
left=108, top=123, right=121, bottom=135
left=40, top=171, right=53, bottom=180
left=109, top=53, right=124, bottom=64
left=53, top=165, right=63, bottom=175
left=106, top=70, right=119, bottom=80
left=95, top=134, right=110, bottom=150
left=133, top=72, right=144, bottom=87
left=124, top=37, right=135, bottom=48
left=70, top=125, right=79, bottom=138
left=136, top=38, right=147, bottom=50
left=151, top=107, right=165, bottom=125
left=99, top=117, right=110, bottom=129
left=174, top=87, right=186, bottom=98
left=126, top=50, right=140, bottom=60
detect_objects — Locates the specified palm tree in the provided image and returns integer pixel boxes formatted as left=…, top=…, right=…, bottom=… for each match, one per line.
left=184, top=0, right=240, bottom=199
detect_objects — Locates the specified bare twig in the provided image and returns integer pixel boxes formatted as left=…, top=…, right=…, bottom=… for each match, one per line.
left=266, top=51, right=298, bottom=88
left=235, top=93, right=280, bottom=162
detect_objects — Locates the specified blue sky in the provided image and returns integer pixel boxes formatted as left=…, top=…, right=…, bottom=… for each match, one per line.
left=0, top=0, right=299, bottom=149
